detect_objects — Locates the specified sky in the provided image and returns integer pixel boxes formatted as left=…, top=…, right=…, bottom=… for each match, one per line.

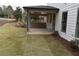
left=0, top=0, right=54, bottom=10
left=0, top=0, right=79, bottom=10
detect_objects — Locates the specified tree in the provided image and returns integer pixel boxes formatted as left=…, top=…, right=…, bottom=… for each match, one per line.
left=22, top=11, right=27, bottom=22
left=7, top=5, right=14, bottom=18
left=14, top=7, right=22, bottom=22
left=2, top=5, right=8, bottom=18
left=0, top=7, right=4, bottom=17
left=31, top=15, right=39, bottom=23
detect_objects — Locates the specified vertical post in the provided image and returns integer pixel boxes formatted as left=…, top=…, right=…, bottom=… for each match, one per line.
left=27, top=10, right=31, bottom=32
left=27, top=10, right=29, bottom=32
left=53, top=13, right=56, bottom=31
left=47, top=13, right=50, bottom=31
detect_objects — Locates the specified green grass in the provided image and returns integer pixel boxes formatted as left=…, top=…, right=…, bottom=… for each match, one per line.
left=0, top=23, right=72, bottom=56
left=0, top=23, right=26, bottom=55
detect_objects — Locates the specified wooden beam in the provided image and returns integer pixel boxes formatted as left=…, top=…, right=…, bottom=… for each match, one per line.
left=30, top=13, right=48, bottom=16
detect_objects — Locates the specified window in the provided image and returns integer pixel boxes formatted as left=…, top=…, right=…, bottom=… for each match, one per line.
left=61, top=11, right=68, bottom=32
left=75, top=9, right=79, bottom=38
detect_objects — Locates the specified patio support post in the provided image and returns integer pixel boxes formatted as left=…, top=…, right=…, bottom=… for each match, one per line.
left=47, top=13, right=50, bottom=31
left=27, top=10, right=31, bottom=32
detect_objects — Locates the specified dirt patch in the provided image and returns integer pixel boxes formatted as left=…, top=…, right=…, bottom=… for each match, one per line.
left=53, top=35, right=79, bottom=56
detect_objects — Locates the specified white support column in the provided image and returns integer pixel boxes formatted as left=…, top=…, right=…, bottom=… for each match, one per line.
left=46, top=13, right=55, bottom=32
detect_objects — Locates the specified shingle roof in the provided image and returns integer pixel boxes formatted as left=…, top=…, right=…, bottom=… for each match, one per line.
left=23, top=5, right=59, bottom=11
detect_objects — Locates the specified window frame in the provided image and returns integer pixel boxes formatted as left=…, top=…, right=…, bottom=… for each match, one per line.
left=61, top=11, right=68, bottom=33
left=75, top=8, right=79, bottom=37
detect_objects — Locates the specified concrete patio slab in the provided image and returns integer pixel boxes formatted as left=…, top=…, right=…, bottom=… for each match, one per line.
left=27, top=28, right=54, bottom=35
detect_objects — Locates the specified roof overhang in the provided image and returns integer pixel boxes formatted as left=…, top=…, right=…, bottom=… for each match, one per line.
left=23, top=5, right=59, bottom=12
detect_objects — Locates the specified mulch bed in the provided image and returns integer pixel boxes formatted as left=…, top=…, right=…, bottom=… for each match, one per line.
left=15, top=22, right=26, bottom=28
left=53, top=34, right=79, bottom=56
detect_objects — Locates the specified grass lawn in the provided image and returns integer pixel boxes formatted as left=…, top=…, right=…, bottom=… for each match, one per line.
left=0, top=22, right=72, bottom=56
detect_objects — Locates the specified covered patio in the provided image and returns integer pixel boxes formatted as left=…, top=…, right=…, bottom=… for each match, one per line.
left=23, top=6, right=59, bottom=35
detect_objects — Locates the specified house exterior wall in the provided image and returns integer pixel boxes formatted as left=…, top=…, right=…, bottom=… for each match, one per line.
left=47, top=3, right=79, bottom=41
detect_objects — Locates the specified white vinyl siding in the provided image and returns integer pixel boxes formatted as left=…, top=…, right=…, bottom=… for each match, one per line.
left=48, top=3, right=79, bottom=41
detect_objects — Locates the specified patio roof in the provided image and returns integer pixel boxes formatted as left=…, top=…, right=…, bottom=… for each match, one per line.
left=23, top=5, right=59, bottom=11
left=23, top=5, right=59, bottom=32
